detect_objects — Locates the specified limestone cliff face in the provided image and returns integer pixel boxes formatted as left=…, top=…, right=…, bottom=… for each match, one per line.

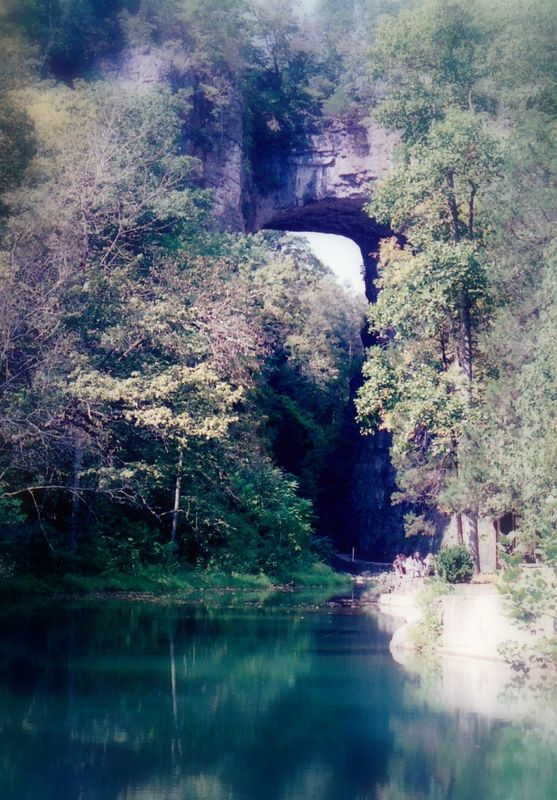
left=108, top=46, right=246, bottom=230
left=109, top=46, right=397, bottom=246
left=243, top=118, right=396, bottom=244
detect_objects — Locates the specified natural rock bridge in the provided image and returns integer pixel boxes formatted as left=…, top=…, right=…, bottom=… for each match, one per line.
left=196, top=112, right=404, bottom=557
left=115, top=49, right=498, bottom=565
left=204, top=116, right=397, bottom=301
left=114, top=49, right=403, bottom=555
left=117, top=48, right=396, bottom=297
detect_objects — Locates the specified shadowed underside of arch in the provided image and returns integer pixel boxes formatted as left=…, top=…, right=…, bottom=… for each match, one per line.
left=261, top=198, right=385, bottom=245
left=261, top=198, right=389, bottom=304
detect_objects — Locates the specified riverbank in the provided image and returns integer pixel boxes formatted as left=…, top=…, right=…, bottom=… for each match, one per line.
left=378, top=581, right=555, bottom=663
left=0, top=562, right=352, bottom=601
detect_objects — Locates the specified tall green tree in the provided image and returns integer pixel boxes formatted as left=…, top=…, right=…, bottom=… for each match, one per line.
left=0, top=74, right=363, bottom=577
left=356, top=0, right=502, bottom=568
left=454, top=0, right=557, bottom=587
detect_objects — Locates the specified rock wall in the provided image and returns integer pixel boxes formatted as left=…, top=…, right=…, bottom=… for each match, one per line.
left=110, top=48, right=397, bottom=245
left=244, top=118, right=396, bottom=246
left=439, top=515, right=498, bottom=573
left=108, top=46, right=246, bottom=231
left=439, top=587, right=536, bottom=659
left=380, top=584, right=554, bottom=662
left=193, top=101, right=245, bottom=232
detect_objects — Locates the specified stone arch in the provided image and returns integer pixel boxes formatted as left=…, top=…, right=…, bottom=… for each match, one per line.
left=112, top=48, right=397, bottom=280
left=110, top=47, right=404, bottom=556
left=238, top=122, right=404, bottom=559
left=259, top=199, right=387, bottom=303
left=241, top=118, right=396, bottom=301
left=204, top=114, right=404, bottom=557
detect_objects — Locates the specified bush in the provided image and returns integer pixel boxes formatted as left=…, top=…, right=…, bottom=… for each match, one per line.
left=436, top=545, right=474, bottom=584
left=409, top=578, right=452, bottom=653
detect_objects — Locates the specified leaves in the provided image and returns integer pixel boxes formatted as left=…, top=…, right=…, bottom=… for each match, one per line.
left=0, top=74, right=363, bottom=575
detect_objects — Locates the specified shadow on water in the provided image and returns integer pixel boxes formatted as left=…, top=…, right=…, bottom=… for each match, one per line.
left=0, top=599, right=556, bottom=800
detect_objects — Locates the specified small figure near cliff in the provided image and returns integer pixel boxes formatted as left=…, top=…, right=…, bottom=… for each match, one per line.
left=393, top=554, right=406, bottom=577
left=405, top=553, right=417, bottom=578
left=423, top=553, right=435, bottom=577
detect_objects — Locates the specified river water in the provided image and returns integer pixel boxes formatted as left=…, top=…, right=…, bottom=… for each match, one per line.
left=0, top=598, right=556, bottom=800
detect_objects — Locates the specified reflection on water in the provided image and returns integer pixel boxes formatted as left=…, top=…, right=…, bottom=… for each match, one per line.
left=0, top=601, right=555, bottom=800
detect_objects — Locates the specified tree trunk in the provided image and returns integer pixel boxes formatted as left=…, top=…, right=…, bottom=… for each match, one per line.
left=171, top=449, right=184, bottom=543
left=446, top=171, right=474, bottom=396
left=446, top=171, right=460, bottom=245
left=459, top=287, right=473, bottom=394
left=468, top=180, right=477, bottom=239
left=69, top=441, right=83, bottom=553
left=462, top=510, right=480, bottom=573
left=456, top=511, right=464, bottom=546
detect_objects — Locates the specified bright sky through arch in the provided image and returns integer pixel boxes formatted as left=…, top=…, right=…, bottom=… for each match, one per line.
left=294, top=232, right=365, bottom=294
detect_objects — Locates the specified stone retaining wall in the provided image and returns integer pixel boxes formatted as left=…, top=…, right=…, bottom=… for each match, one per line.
left=379, top=585, right=553, bottom=661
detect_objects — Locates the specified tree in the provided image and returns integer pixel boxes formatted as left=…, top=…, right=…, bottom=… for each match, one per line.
left=0, top=83, right=237, bottom=552
left=2, top=0, right=136, bottom=78
left=454, top=0, right=557, bottom=578
left=0, top=71, right=364, bottom=576
left=370, top=0, right=491, bottom=143
left=357, top=1, right=502, bottom=570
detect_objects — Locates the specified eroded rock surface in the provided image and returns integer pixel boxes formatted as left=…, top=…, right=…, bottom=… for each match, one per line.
left=109, top=47, right=397, bottom=257
left=244, top=119, right=396, bottom=246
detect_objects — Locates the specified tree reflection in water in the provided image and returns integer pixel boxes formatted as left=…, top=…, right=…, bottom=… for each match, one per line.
left=0, top=602, right=556, bottom=800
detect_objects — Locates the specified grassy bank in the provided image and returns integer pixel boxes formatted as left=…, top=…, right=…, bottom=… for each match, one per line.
left=0, top=561, right=351, bottom=600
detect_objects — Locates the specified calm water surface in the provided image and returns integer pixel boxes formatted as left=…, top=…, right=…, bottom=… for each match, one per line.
left=0, top=599, right=556, bottom=800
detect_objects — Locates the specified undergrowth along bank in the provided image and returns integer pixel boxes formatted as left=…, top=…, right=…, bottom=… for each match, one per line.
left=0, top=562, right=351, bottom=599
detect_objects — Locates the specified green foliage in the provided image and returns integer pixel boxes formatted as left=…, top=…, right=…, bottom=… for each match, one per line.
left=0, top=98, right=35, bottom=200
left=408, top=576, right=452, bottom=653
left=371, top=0, right=491, bottom=144
left=485, top=0, right=557, bottom=119
left=357, top=147, right=495, bottom=511
left=447, top=2, right=557, bottom=592
left=370, top=109, right=502, bottom=244
left=3, top=0, right=137, bottom=78
left=436, top=545, right=474, bottom=584
left=288, top=561, right=351, bottom=589
left=497, top=555, right=557, bottom=674
left=356, top=0, right=538, bottom=572
left=0, top=567, right=279, bottom=597
left=315, top=0, right=410, bottom=119
left=242, top=2, right=324, bottom=186
left=403, top=511, right=435, bottom=539
left=215, top=460, right=314, bottom=577
left=3, top=0, right=554, bottom=596
left=97, top=521, right=178, bottom=575
left=0, top=63, right=362, bottom=583
left=0, top=492, right=27, bottom=528
left=459, top=119, right=557, bottom=542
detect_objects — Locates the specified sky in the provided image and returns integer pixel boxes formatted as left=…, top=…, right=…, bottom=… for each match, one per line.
left=301, top=0, right=319, bottom=9
left=293, top=232, right=366, bottom=294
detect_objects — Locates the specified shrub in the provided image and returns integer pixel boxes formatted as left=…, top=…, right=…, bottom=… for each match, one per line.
left=409, top=577, right=452, bottom=653
left=436, top=545, right=474, bottom=584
